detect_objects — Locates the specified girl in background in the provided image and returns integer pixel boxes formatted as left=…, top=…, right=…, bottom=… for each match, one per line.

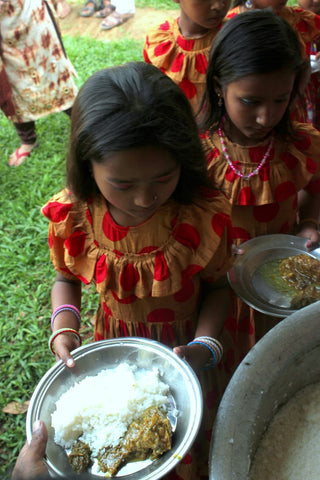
left=227, top=0, right=320, bottom=128
left=200, top=10, right=320, bottom=375
left=143, top=0, right=231, bottom=114
left=0, top=0, right=77, bottom=166
left=42, top=62, right=234, bottom=479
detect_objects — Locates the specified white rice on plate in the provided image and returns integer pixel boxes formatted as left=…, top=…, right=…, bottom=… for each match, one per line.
left=250, top=382, right=320, bottom=479
left=52, top=362, right=171, bottom=456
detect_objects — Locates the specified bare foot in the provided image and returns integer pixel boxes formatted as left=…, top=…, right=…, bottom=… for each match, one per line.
left=8, top=143, right=38, bottom=167
left=56, top=0, right=71, bottom=18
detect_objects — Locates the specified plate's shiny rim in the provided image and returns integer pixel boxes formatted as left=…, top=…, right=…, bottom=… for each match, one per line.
left=227, top=234, right=320, bottom=317
left=26, top=337, right=203, bottom=479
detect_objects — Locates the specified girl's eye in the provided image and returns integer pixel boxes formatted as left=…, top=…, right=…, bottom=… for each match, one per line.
left=240, top=98, right=258, bottom=106
left=112, top=183, right=133, bottom=191
left=156, top=175, right=173, bottom=184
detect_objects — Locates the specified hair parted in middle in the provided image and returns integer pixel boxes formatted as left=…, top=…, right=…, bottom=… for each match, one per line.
left=199, top=9, right=306, bottom=137
left=67, top=62, right=210, bottom=203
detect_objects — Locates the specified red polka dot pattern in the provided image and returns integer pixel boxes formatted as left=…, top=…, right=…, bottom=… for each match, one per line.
left=238, top=187, right=256, bottom=206
left=253, top=203, right=280, bottom=223
left=280, top=152, right=298, bottom=170
left=231, top=227, right=251, bottom=243
left=174, top=278, right=194, bottom=302
left=159, top=20, right=170, bottom=31
left=154, top=251, right=169, bottom=281
left=293, top=132, right=311, bottom=150
left=275, top=181, right=296, bottom=202
left=42, top=201, right=72, bottom=222
left=95, top=254, right=107, bottom=284
left=306, top=177, right=320, bottom=194
left=171, top=52, right=184, bottom=73
left=178, top=77, right=196, bottom=100
left=111, top=290, right=137, bottom=304
left=195, top=53, right=207, bottom=74
left=173, top=223, right=200, bottom=249
left=296, top=19, right=308, bottom=32
left=154, top=40, right=172, bottom=57
left=147, top=308, right=175, bottom=323
left=306, top=156, right=318, bottom=174
left=212, top=212, right=230, bottom=238
left=120, top=263, right=140, bottom=291
left=176, top=35, right=195, bottom=51
left=86, top=208, right=92, bottom=225
left=64, top=230, right=86, bottom=257
left=102, top=212, right=129, bottom=241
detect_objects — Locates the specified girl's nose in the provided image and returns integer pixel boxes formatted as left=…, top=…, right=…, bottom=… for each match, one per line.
left=256, top=106, right=275, bottom=128
left=134, top=188, right=156, bottom=208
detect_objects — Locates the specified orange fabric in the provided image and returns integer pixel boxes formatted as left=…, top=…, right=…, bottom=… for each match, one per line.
left=143, top=17, right=225, bottom=114
left=42, top=189, right=234, bottom=479
left=202, top=121, right=320, bottom=382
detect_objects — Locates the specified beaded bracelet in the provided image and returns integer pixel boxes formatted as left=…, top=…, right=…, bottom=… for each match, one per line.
left=188, top=336, right=223, bottom=368
left=51, top=304, right=81, bottom=329
left=49, top=328, right=82, bottom=355
left=299, top=218, right=319, bottom=230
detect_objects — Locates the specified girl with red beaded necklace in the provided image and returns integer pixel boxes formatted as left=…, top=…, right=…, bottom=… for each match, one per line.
left=200, top=10, right=320, bottom=376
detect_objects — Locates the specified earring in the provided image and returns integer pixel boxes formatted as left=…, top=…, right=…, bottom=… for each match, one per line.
left=217, top=93, right=223, bottom=108
left=245, top=0, right=253, bottom=8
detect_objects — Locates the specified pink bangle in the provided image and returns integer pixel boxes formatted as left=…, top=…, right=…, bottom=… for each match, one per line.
left=49, top=328, right=82, bottom=355
left=51, top=304, right=81, bottom=329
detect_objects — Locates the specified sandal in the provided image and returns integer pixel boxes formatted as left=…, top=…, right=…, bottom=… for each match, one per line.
left=100, top=11, right=134, bottom=30
left=80, top=0, right=102, bottom=17
left=8, top=143, right=38, bottom=167
left=95, top=3, right=115, bottom=17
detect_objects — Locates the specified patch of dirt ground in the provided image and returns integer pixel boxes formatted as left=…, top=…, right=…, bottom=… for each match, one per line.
left=59, top=5, right=178, bottom=41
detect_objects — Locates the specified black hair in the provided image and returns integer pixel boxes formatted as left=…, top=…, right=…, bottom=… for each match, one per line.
left=199, top=9, right=306, bottom=137
left=67, top=62, right=210, bottom=203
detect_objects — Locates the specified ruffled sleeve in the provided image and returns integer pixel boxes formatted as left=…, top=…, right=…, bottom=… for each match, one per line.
left=42, top=189, right=233, bottom=299
left=143, top=17, right=223, bottom=112
left=203, top=123, right=320, bottom=206
left=281, top=7, right=320, bottom=56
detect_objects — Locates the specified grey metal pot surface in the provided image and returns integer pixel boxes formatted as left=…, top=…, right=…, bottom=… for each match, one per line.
left=209, top=300, right=320, bottom=480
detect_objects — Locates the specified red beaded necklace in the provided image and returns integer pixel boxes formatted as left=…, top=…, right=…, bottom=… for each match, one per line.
left=218, top=119, right=274, bottom=180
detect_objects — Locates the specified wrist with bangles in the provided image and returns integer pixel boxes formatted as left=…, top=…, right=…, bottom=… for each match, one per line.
left=49, top=304, right=82, bottom=354
left=188, top=336, right=223, bottom=368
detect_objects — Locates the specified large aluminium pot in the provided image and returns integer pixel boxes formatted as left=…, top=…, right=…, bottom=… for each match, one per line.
left=209, top=300, right=320, bottom=480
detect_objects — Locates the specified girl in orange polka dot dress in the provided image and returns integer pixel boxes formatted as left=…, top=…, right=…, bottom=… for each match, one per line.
left=42, top=62, right=234, bottom=480
left=143, top=0, right=231, bottom=114
left=200, top=11, right=320, bottom=375
left=226, top=0, right=320, bottom=128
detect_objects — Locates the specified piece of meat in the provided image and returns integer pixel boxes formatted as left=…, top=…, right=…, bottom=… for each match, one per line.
left=97, top=406, right=172, bottom=475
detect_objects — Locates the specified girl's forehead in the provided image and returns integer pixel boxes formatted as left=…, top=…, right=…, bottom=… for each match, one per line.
left=225, top=71, right=295, bottom=93
left=98, top=146, right=179, bottom=179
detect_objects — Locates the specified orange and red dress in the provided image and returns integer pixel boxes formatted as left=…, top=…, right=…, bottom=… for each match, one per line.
left=143, top=17, right=226, bottom=114
left=202, top=122, right=320, bottom=370
left=42, top=188, right=234, bottom=480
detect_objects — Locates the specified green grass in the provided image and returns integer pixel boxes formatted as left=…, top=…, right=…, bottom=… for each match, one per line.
left=0, top=32, right=144, bottom=478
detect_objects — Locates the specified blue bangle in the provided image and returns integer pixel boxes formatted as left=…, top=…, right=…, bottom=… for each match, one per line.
left=188, top=340, right=217, bottom=368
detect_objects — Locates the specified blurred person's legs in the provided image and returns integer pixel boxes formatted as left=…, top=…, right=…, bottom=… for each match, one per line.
left=100, top=0, right=134, bottom=29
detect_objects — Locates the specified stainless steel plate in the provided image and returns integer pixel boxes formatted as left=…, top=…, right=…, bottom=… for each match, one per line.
left=227, top=234, right=320, bottom=317
left=26, top=338, right=203, bottom=479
